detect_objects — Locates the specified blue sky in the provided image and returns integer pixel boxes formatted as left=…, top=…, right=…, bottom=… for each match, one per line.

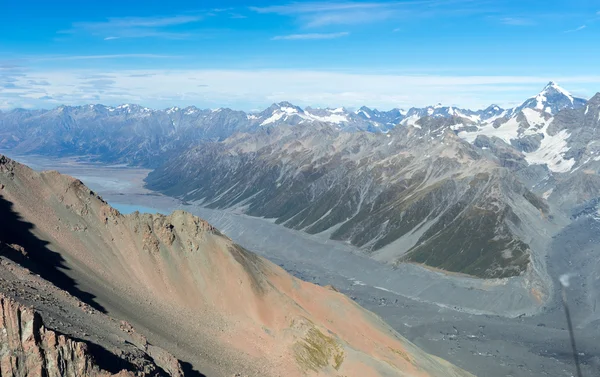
left=1, top=0, right=600, bottom=110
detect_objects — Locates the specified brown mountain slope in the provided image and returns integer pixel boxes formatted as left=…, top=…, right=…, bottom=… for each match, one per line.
left=0, top=155, right=473, bottom=377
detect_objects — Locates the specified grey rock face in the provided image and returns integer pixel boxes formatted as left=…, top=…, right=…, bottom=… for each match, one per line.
left=0, top=103, right=404, bottom=166
left=0, top=104, right=253, bottom=167
left=0, top=294, right=180, bottom=377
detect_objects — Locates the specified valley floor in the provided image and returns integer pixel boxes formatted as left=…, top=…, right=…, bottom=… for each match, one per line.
left=5, top=152, right=599, bottom=377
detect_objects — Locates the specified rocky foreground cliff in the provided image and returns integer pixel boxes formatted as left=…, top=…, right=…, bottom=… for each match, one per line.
left=0, top=293, right=156, bottom=377
left=0, top=155, right=474, bottom=377
left=0, top=241, right=185, bottom=377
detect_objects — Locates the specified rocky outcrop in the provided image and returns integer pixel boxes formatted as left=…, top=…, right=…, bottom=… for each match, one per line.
left=0, top=294, right=129, bottom=377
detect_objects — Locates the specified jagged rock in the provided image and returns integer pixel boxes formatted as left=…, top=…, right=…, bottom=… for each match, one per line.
left=0, top=294, right=132, bottom=377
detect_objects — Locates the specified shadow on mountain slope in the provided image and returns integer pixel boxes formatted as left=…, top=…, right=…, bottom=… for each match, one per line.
left=180, top=361, right=208, bottom=377
left=0, top=195, right=106, bottom=313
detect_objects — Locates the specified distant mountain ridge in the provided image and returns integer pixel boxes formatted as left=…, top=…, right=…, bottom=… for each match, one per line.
left=0, top=81, right=588, bottom=168
left=1, top=82, right=597, bottom=280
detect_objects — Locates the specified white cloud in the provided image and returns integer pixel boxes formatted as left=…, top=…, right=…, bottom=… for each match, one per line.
left=251, top=1, right=484, bottom=27
left=272, top=32, right=349, bottom=40
left=564, top=24, right=586, bottom=33
left=63, top=15, right=204, bottom=39
left=32, top=54, right=179, bottom=61
left=251, top=2, right=392, bottom=15
left=499, top=17, right=534, bottom=26
left=2, top=68, right=600, bottom=111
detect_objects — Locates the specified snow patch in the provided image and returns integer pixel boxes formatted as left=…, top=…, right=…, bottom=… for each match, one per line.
left=374, top=286, right=395, bottom=293
left=307, top=113, right=348, bottom=124
left=261, top=111, right=286, bottom=126
left=459, top=117, right=520, bottom=144
left=524, top=129, right=575, bottom=173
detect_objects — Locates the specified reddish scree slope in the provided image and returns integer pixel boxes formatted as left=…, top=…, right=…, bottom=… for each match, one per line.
left=0, top=155, right=474, bottom=377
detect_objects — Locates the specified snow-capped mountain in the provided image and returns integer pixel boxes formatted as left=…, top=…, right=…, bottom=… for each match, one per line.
left=454, top=82, right=590, bottom=175
left=475, top=104, right=506, bottom=121
left=0, top=81, right=592, bottom=170
left=354, top=106, right=407, bottom=128
left=400, top=104, right=482, bottom=125
left=511, top=81, right=586, bottom=116
left=256, top=102, right=306, bottom=126
left=253, top=102, right=393, bottom=132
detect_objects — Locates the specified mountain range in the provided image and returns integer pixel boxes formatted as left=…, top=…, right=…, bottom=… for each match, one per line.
left=0, top=82, right=584, bottom=165
left=1, top=81, right=598, bottom=281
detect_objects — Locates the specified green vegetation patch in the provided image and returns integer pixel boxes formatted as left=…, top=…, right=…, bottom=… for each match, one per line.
left=388, top=347, right=413, bottom=364
left=294, top=327, right=345, bottom=372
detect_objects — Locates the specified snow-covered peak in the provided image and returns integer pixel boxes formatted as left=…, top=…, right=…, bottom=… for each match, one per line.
left=542, top=81, right=572, bottom=98
left=114, top=104, right=138, bottom=114
left=184, top=106, right=199, bottom=115
left=281, top=106, right=300, bottom=114
left=101, top=104, right=152, bottom=114
left=536, top=81, right=575, bottom=106
left=260, top=102, right=305, bottom=126
left=356, top=108, right=372, bottom=118
left=513, top=81, right=586, bottom=116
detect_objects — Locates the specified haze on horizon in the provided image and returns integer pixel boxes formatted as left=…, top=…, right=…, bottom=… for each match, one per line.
left=2, top=0, right=600, bottom=110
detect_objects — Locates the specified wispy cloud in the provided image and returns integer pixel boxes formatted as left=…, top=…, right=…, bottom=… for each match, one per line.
left=272, top=32, right=350, bottom=40
left=63, top=14, right=204, bottom=40
left=27, top=80, right=51, bottom=86
left=499, top=17, right=535, bottom=26
left=251, top=1, right=483, bottom=27
left=564, top=24, right=586, bottom=33
left=251, top=2, right=395, bottom=15
left=31, top=54, right=180, bottom=62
